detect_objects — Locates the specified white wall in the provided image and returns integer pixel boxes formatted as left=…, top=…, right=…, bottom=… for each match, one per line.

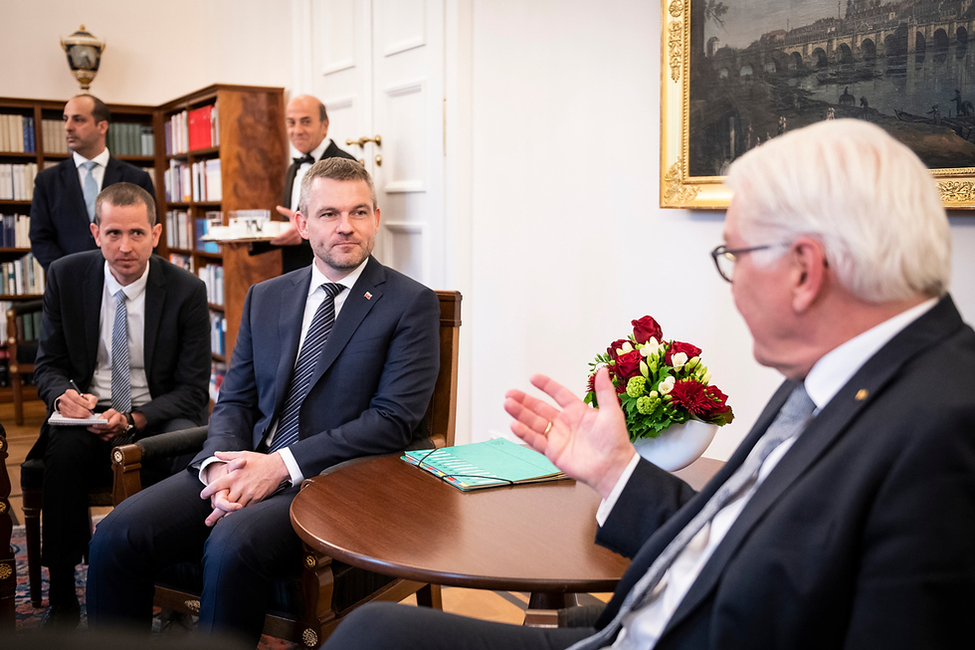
left=466, top=0, right=975, bottom=459
left=0, top=0, right=292, bottom=105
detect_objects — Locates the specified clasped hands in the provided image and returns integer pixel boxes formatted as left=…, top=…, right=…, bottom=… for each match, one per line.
left=58, top=388, right=127, bottom=441
left=200, top=451, right=290, bottom=527
left=504, top=367, right=637, bottom=500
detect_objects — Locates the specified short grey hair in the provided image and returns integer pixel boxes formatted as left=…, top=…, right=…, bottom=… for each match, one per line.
left=298, top=158, right=377, bottom=215
left=94, top=182, right=157, bottom=226
left=725, top=119, right=950, bottom=302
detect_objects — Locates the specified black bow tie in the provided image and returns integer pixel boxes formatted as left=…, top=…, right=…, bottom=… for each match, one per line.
left=293, top=154, right=315, bottom=165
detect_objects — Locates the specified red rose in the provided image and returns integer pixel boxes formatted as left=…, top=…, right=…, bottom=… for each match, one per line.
left=701, top=385, right=732, bottom=419
left=606, top=338, right=631, bottom=360
left=665, top=341, right=702, bottom=366
left=631, top=316, right=663, bottom=344
left=613, top=349, right=643, bottom=380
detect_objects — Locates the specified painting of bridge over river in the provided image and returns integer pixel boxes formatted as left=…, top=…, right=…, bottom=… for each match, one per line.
left=689, top=0, right=975, bottom=177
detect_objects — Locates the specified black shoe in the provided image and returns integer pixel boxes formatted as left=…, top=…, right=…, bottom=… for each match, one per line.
left=41, top=600, right=81, bottom=630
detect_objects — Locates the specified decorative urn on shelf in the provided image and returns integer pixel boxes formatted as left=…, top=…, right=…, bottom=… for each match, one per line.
left=61, top=25, right=106, bottom=91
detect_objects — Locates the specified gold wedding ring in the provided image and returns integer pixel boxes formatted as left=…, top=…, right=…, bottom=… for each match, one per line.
left=543, top=421, right=553, bottom=436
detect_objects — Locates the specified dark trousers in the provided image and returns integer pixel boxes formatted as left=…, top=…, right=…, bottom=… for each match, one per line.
left=86, top=468, right=303, bottom=645
left=323, top=602, right=595, bottom=650
left=41, top=417, right=197, bottom=568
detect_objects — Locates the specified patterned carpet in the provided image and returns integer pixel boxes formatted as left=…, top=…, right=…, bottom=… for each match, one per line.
left=8, top=524, right=298, bottom=648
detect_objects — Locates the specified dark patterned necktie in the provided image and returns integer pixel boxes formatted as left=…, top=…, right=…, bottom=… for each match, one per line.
left=269, top=283, right=345, bottom=452
left=568, top=383, right=816, bottom=650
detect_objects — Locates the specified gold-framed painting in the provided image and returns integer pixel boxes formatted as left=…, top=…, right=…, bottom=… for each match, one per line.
left=660, top=0, right=975, bottom=210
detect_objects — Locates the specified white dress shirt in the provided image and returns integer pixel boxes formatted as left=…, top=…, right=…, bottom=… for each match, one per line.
left=73, top=148, right=111, bottom=197
left=289, top=139, right=330, bottom=211
left=89, top=260, right=152, bottom=410
left=199, top=257, right=368, bottom=487
left=600, top=297, right=938, bottom=649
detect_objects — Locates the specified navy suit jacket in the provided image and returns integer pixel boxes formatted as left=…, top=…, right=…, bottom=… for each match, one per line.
left=29, top=156, right=155, bottom=270
left=30, top=251, right=211, bottom=457
left=195, top=256, right=440, bottom=478
left=594, top=295, right=975, bottom=648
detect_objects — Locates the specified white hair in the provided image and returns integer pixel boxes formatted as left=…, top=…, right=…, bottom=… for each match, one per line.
left=725, top=119, right=950, bottom=302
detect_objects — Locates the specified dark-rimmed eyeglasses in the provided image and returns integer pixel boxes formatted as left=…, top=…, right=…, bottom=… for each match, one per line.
left=710, top=243, right=787, bottom=283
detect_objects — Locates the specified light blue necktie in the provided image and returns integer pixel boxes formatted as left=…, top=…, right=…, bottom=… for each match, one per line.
left=269, top=283, right=346, bottom=453
left=569, top=383, right=816, bottom=650
left=110, top=289, right=132, bottom=413
left=82, top=160, right=98, bottom=222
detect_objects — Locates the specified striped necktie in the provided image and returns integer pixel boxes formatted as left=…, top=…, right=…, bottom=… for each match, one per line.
left=568, top=383, right=816, bottom=650
left=110, top=289, right=132, bottom=413
left=269, top=282, right=345, bottom=453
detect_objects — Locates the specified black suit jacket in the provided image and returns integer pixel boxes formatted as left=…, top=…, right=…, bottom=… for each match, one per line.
left=29, top=156, right=156, bottom=270
left=194, top=256, right=440, bottom=477
left=30, top=251, right=211, bottom=458
left=251, top=140, right=358, bottom=274
left=594, top=295, right=975, bottom=648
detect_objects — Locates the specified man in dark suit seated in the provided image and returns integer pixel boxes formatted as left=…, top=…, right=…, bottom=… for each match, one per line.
left=250, top=94, right=357, bottom=274
left=324, top=119, right=975, bottom=649
left=29, top=94, right=156, bottom=270
left=30, top=182, right=211, bottom=628
left=86, top=159, right=441, bottom=645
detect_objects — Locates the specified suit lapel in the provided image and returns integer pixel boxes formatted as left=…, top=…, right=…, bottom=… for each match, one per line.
left=102, top=156, right=126, bottom=189
left=662, top=296, right=963, bottom=635
left=282, top=161, right=299, bottom=208
left=60, top=158, right=89, bottom=223
left=272, top=268, right=313, bottom=416
left=82, top=255, right=105, bottom=373
left=143, top=257, right=165, bottom=376
left=307, top=257, right=385, bottom=390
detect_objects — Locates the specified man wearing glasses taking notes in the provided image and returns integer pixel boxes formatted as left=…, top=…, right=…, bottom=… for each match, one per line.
left=326, top=120, right=975, bottom=648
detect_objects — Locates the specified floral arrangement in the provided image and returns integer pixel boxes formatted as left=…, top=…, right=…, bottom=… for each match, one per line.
left=585, top=315, right=734, bottom=441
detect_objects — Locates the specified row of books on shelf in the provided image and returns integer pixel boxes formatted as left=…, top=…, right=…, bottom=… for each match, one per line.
left=0, top=114, right=35, bottom=153
left=210, top=311, right=227, bottom=358
left=2, top=213, right=31, bottom=248
left=0, top=300, right=42, bottom=344
left=164, top=159, right=222, bottom=202
left=165, top=103, right=220, bottom=155
left=166, top=211, right=224, bottom=252
left=0, top=348, right=35, bottom=389
left=41, top=119, right=69, bottom=154
left=107, top=122, right=154, bottom=157
left=2, top=253, right=45, bottom=296
left=209, top=361, right=227, bottom=401
left=199, top=263, right=224, bottom=306
left=0, top=162, right=37, bottom=201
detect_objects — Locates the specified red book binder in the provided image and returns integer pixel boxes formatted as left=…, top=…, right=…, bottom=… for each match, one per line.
left=187, top=106, right=213, bottom=151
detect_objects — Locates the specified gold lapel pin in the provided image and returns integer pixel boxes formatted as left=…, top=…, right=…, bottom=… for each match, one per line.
left=855, top=389, right=869, bottom=401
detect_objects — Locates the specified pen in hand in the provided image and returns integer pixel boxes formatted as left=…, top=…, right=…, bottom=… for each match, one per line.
left=68, top=379, right=95, bottom=415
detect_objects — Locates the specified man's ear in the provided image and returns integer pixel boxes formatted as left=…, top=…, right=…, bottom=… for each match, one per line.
left=791, top=237, right=828, bottom=313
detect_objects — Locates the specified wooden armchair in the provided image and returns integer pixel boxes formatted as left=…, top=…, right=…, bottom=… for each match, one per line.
left=6, top=299, right=43, bottom=425
left=111, top=290, right=462, bottom=648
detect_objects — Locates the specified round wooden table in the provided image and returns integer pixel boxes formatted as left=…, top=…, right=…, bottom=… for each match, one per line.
left=290, top=453, right=631, bottom=625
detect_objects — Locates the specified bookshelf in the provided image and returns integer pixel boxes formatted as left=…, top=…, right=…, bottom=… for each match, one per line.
left=0, top=87, right=287, bottom=403
left=0, top=97, right=156, bottom=402
left=157, top=85, right=287, bottom=368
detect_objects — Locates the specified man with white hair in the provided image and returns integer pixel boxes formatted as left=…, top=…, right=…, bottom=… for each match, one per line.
left=324, top=119, right=975, bottom=649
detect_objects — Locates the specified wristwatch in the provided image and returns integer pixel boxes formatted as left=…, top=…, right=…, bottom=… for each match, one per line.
left=123, top=412, right=136, bottom=434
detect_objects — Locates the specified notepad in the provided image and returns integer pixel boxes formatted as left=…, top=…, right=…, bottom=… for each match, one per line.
left=47, top=411, right=109, bottom=426
left=402, top=437, right=568, bottom=491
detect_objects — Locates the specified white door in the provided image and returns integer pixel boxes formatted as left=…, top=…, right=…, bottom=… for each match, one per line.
left=298, top=0, right=446, bottom=289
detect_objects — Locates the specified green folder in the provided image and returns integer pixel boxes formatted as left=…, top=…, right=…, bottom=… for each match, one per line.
left=402, top=437, right=568, bottom=491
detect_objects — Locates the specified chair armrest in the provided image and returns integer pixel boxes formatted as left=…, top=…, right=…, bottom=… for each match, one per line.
left=112, top=426, right=208, bottom=505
